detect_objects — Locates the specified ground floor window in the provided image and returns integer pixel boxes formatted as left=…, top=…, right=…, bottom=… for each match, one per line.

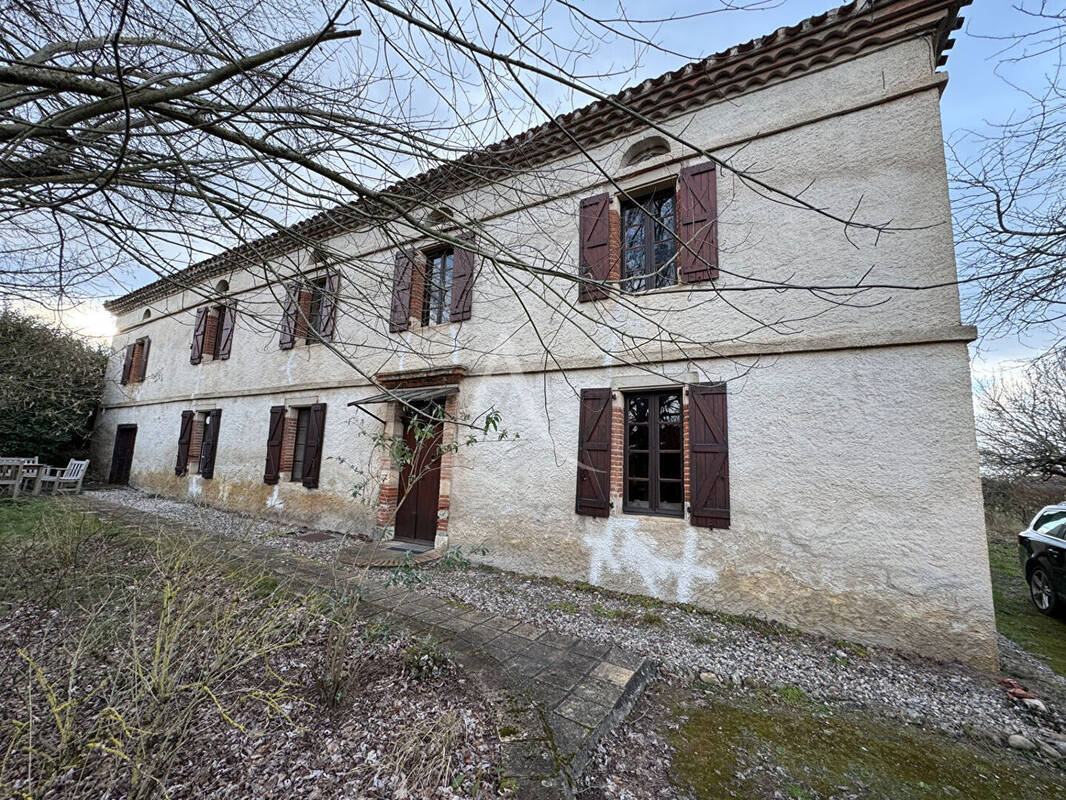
left=624, top=390, right=683, bottom=517
left=290, top=407, right=312, bottom=482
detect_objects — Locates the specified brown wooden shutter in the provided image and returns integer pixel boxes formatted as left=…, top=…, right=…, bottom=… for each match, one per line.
left=390, top=251, right=414, bottom=332
left=294, top=288, right=313, bottom=341
left=574, top=388, right=612, bottom=517
left=199, top=409, right=222, bottom=479
left=688, top=382, right=729, bottom=528
left=190, top=308, right=208, bottom=364
left=137, top=337, right=150, bottom=382
left=301, top=403, right=327, bottom=489
left=451, top=234, right=476, bottom=322
left=175, top=410, right=194, bottom=475
left=578, top=193, right=611, bottom=302
left=318, top=272, right=341, bottom=341
left=677, top=161, right=719, bottom=283
left=264, top=405, right=286, bottom=485
left=121, top=343, right=135, bottom=385
left=279, top=282, right=299, bottom=350
left=217, top=301, right=237, bottom=360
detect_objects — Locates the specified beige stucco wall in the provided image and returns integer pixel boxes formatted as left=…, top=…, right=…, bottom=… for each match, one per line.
left=93, top=35, right=996, bottom=668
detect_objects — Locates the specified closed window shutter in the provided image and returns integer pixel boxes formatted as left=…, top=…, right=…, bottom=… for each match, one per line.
left=295, top=288, right=313, bottom=340
left=574, top=388, right=612, bottom=517
left=199, top=409, right=222, bottom=479
left=450, top=233, right=476, bottom=322
left=137, top=337, right=151, bottom=382
left=121, top=343, right=135, bottom=385
left=318, top=272, right=341, bottom=340
left=190, top=308, right=208, bottom=364
left=279, top=282, right=299, bottom=349
left=677, top=161, right=719, bottom=283
left=264, top=405, right=286, bottom=485
left=175, top=410, right=194, bottom=475
left=578, top=194, right=611, bottom=302
left=217, top=301, right=237, bottom=359
left=390, top=250, right=414, bottom=332
left=688, top=382, right=729, bottom=528
left=301, top=403, right=327, bottom=489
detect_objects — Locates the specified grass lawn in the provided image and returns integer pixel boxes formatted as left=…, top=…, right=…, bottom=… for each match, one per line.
left=986, top=517, right=1066, bottom=675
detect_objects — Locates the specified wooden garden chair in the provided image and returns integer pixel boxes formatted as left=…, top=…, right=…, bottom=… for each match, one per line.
left=38, top=459, right=89, bottom=496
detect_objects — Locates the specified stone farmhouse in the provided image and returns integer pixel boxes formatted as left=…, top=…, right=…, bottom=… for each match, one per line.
left=95, top=1, right=995, bottom=668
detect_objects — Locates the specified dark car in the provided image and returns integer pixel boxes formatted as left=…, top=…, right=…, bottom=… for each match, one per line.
left=1019, top=505, right=1066, bottom=615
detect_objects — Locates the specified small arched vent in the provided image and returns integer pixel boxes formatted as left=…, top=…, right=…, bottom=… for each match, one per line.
left=424, top=205, right=456, bottom=228
left=142, top=308, right=151, bottom=320
left=623, top=135, right=670, bottom=166
left=215, top=279, right=230, bottom=294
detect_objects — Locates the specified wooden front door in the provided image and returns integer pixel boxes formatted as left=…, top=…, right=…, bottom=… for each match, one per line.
left=394, top=405, right=443, bottom=544
left=109, top=425, right=137, bottom=485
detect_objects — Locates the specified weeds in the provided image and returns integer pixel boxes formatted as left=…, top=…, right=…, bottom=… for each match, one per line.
left=441, top=544, right=488, bottom=569
left=403, top=636, right=451, bottom=680
left=547, top=600, right=579, bottom=614
left=387, top=552, right=423, bottom=587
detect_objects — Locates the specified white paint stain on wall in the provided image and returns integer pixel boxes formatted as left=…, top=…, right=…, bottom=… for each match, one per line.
left=266, top=485, right=284, bottom=509
left=187, top=475, right=202, bottom=499
left=585, top=516, right=719, bottom=603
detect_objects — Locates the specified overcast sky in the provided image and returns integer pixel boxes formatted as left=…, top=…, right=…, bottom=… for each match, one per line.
left=41, top=0, right=1058, bottom=383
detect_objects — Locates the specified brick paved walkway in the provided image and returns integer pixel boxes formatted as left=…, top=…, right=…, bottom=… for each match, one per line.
left=75, top=495, right=653, bottom=799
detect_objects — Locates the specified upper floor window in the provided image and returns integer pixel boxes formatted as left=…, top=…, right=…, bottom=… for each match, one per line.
left=191, top=301, right=236, bottom=364
left=279, top=274, right=339, bottom=350
left=121, top=336, right=150, bottom=385
left=422, top=249, right=454, bottom=326
left=621, top=188, right=677, bottom=293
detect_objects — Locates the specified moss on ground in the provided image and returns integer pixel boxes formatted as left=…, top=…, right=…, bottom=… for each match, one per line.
left=986, top=520, right=1066, bottom=675
left=671, top=694, right=1066, bottom=800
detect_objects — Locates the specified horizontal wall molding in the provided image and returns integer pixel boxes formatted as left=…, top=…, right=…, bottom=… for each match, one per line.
left=101, top=324, right=977, bottom=411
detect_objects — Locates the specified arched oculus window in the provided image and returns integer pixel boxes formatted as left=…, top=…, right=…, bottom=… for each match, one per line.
left=623, top=136, right=670, bottom=166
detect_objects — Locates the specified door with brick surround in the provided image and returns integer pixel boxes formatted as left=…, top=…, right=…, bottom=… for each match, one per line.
left=395, top=404, right=443, bottom=543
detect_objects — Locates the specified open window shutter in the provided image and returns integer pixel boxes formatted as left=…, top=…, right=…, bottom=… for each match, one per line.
left=451, top=234, right=476, bottom=322
left=121, top=344, right=135, bottom=385
left=317, top=272, right=341, bottom=340
left=175, top=410, right=194, bottom=475
left=264, top=405, right=286, bottom=485
left=199, top=409, right=222, bottom=479
left=301, top=403, right=327, bottom=489
left=688, top=382, right=729, bottom=528
left=390, top=250, right=414, bottom=332
left=137, top=337, right=151, bottom=381
left=574, top=388, right=612, bottom=517
left=279, top=282, right=299, bottom=350
left=190, top=308, right=208, bottom=364
left=677, top=161, right=719, bottom=283
left=578, top=194, right=610, bottom=302
left=217, top=301, right=237, bottom=359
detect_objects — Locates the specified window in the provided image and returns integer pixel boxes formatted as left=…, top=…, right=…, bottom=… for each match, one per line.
left=206, top=305, right=226, bottom=359
left=191, top=301, right=235, bottom=363
left=621, top=188, right=677, bottom=292
left=176, top=408, right=221, bottom=478
left=1034, top=510, right=1066, bottom=536
left=121, top=336, right=150, bottom=384
left=421, top=249, right=454, bottom=326
left=290, top=407, right=312, bottom=482
left=305, top=277, right=329, bottom=341
left=624, top=390, right=683, bottom=517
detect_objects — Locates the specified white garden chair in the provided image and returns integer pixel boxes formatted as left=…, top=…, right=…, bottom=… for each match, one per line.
left=38, top=459, right=89, bottom=495
left=0, top=459, right=25, bottom=497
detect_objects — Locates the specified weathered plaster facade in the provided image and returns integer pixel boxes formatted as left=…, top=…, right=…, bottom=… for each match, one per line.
left=94, top=2, right=996, bottom=668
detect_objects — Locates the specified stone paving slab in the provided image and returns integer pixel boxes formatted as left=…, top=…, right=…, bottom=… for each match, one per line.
left=73, top=495, right=655, bottom=799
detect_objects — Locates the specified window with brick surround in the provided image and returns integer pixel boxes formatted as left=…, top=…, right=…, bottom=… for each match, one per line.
left=624, top=390, right=683, bottom=516
left=620, top=188, right=677, bottom=293
left=121, top=336, right=150, bottom=384
left=176, top=409, right=221, bottom=478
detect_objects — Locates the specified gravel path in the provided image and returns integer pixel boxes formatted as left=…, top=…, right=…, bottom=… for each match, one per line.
left=89, top=487, right=356, bottom=562
left=91, top=487, right=1065, bottom=750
